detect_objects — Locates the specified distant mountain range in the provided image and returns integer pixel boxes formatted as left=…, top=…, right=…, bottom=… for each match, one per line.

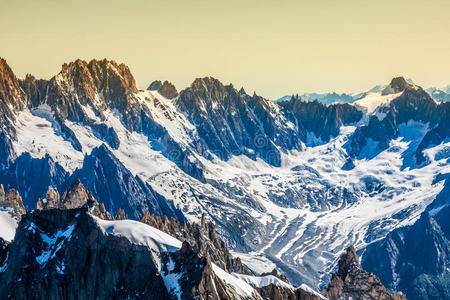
left=275, top=79, right=450, bottom=105
left=0, top=57, right=449, bottom=299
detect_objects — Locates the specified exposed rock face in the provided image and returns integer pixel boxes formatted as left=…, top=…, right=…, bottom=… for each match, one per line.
left=140, top=212, right=245, bottom=274
left=42, top=59, right=137, bottom=123
left=362, top=176, right=450, bottom=300
left=280, top=96, right=363, bottom=145
left=323, top=246, right=406, bottom=300
left=176, top=77, right=363, bottom=166
left=71, top=144, right=183, bottom=221
left=140, top=212, right=324, bottom=300
left=382, top=77, right=410, bottom=95
left=37, top=179, right=115, bottom=221
left=0, top=185, right=26, bottom=217
left=161, top=241, right=255, bottom=300
left=18, top=74, right=48, bottom=108
left=177, top=77, right=303, bottom=166
left=60, top=179, right=96, bottom=209
left=415, top=101, right=450, bottom=164
left=115, top=208, right=127, bottom=220
left=37, top=187, right=60, bottom=210
left=0, top=237, right=7, bottom=263
left=257, top=284, right=323, bottom=300
left=148, top=80, right=178, bottom=99
left=0, top=58, right=25, bottom=112
left=18, top=59, right=130, bottom=149
left=0, top=58, right=24, bottom=167
left=0, top=132, right=15, bottom=170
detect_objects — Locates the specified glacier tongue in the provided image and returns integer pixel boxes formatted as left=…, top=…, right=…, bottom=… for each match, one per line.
left=147, top=122, right=449, bottom=287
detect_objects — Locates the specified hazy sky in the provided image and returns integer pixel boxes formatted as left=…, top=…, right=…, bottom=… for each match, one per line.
left=1, top=0, right=449, bottom=99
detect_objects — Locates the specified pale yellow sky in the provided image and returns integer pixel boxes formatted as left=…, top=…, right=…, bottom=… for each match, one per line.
left=1, top=0, right=449, bottom=98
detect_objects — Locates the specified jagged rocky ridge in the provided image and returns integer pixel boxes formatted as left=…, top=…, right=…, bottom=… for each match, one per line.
left=140, top=212, right=247, bottom=274
left=0, top=204, right=327, bottom=300
left=17, top=59, right=206, bottom=180
left=148, top=80, right=179, bottom=99
left=323, top=246, right=406, bottom=300
left=279, top=96, right=362, bottom=145
left=0, top=179, right=389, bottom=300
left=0, top=179, right=324, bottom=299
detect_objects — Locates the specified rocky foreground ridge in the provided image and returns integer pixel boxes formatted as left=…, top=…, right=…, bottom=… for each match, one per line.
left=0, top=180, right=403, bottom=299
left=323, top=246, right=406, bottom=300
left=0, top=181, right=325, bottom=299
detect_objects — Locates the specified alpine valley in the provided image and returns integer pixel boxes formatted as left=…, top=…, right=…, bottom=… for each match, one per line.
left=0, top=58, right=449, bottom=300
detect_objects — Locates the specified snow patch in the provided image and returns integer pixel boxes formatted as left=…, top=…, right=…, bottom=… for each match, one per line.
left=233, top=273, right=293, bottom=289
left=354, top=91, right=403, bottom=113
left=299, top=284, right=327, bottom=299
left=36, top=223, right=76, bottom=265
left=161, top=257, right=182, bottom=300
left=92, top=216, right=182, bottom=253
left=212, top=263, right=255, bottom=297
left=0, top=211, right=18, bottom=242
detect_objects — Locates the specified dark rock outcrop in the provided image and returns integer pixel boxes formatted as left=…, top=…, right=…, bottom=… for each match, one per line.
left=18, top=74, right=48, bottom=109
left=382, top=77, right=410, bottom=95
left=0, top=185, right=26, bottom=218
left=140, top=212, right=245, bottom=274
left=0, top=58, right=25, bottom=112
left=37, top=179, right=115, bottom=221
left=324, top=246, right=406, bottom=300
left=0, top=58, right=25, bottom=167
left=280, top=96, right=363, bottom=145
left=161, top=241, right=253, bottom=300
left=258, top=284, right=323, bottom=300
left=0, top=237, right=7, bottom=263
left=148, top=80, right=178, bottom=99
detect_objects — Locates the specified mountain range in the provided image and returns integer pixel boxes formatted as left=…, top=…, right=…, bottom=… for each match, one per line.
left=275, top=80, right=450, bottom=106
left=0, top=57, right=449, bottom=299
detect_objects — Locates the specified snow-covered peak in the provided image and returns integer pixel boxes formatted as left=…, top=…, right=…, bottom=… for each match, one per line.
left=353, top=91, right=403, bottom=113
